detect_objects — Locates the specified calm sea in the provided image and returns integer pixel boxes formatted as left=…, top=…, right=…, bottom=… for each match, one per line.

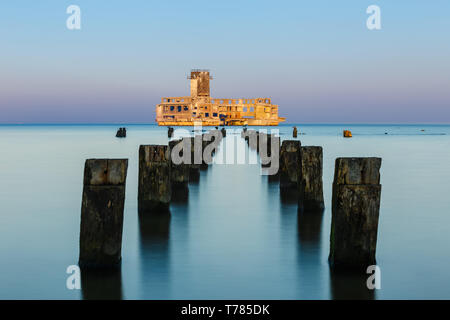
left=1, top=124, right=449, bottom=299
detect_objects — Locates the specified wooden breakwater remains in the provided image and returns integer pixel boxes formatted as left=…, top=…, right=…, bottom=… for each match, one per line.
left=79, top=126, right=381, bottom=275
left=138, top=145, right=172, bottom=214
left=245, top=129, right=381, bottom=271
left=329, top=157, right=382, bottom=270
left=245, top=130, right=324, bottom=213
left=79, top=159, right=128, bottom=268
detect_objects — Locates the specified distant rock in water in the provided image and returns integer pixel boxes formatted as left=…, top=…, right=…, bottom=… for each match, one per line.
left=116, top=127, right=126, bottom=138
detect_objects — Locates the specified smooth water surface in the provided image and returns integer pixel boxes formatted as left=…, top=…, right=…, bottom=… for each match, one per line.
left=1, top=124, right=450, bottom=299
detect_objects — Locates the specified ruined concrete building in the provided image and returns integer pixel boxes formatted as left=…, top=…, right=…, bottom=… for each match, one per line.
left=156, top=70, right=285, bottom=126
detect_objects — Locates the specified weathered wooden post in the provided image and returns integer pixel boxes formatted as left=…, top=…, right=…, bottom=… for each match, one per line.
left=138, top=145, right=171, bottom=213
left=299, top=146, right=324, bottom=212
left=168, top=127, right=174, bottom=138
left=293, top=127, right=297, bottom=138
left=188, top=136, right=201, bottom=181
left=221, top=127, right=227, bottom=137
left=329, top=157, right=382, bottom=270
left=115, top=127, right=126, bottom=138
left=79, top=159, right=128, bottom=268
left=168, top=139, right=190, bottom=190
left=260, top=133, right=280, bottom=168
left=279, top=140, right=301, bottom=188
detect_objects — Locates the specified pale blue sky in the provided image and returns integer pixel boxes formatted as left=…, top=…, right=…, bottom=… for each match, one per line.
left=0, top=0, right=449, bottom=123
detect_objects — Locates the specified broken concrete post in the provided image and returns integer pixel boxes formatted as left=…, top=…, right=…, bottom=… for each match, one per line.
left=138, top=145, right=171, bottom=214
left=79, top=159, right=128, bottom=268
left=299, top=146, right=324, bottom=212
left=168, top=127, right=174, bottom=138
left=279, top=140, right=301, bottom=188
left=329, top=157, right=382, bottom=270
left=293, top=127, right=297, bottom=138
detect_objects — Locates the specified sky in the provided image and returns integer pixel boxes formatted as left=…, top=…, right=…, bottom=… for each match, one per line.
left=0, top=0, right=449, bottom=124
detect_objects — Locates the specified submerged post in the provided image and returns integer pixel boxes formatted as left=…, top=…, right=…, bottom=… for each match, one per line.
left=79, top=159, right=128, bottom=268
left=329, top=157, right=382, bottom=270
left=279, top=140, right=301, bottom=188
left=138, top=145, right=171, bottom=213
left=299, top=146, right=324, bottom=212
left=293, top=127, right=297, bottom=138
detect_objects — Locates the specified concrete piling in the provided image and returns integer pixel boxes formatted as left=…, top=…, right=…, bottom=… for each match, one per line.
left=329, top=157, right=382, bottom=270
left=138, top=145, right=171, bottom=214
left=279, top=140, right=301, bottom=188
left=79, top=159, right=128, bottom=268
left=299, top=146, right=324, bottom=212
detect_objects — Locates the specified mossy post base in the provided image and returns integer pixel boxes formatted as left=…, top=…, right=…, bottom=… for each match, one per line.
left=79, top=159, right=128, bottom=269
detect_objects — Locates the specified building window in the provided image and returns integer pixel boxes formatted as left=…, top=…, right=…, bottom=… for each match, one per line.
left=170, top=106, right=175, bottom=111
left=205, top=113, right=209, bottom=117
left=213, top=113, right=218, bottom=117
left=178, top=106, right=182, bottom=112
left=184, top=106, right=189, bottom=111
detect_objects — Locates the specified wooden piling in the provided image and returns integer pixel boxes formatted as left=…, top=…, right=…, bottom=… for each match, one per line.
left=168, top=127, right=174, bottom=138
left=79, top=159, right=128, bottom=268
left=168, top=139, right=190, bottom=189
left=260, top=133, right=280, bottom=168
left=329, top=157, right=382, bottom=270
left=188, top=137, right=201, bottom=181
left=293, top=127, right=297, bottom=138
left=299, top=146, right=324, bottom=212
left=279, top=140, right=301, bottom=188
left=138, top=145, right=171, bottom=214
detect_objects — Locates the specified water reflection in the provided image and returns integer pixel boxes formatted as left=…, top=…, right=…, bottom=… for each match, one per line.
left=138, top=212, right=171, bottom=299
left=279, top=187, right=298, bottom=205
left=297, top=209, right=324, bottom=245
left=81, top=267, right=123, bottom=300
left=296, top=208, right=324, bottom=298
left=171, top=185, right=189, bottom=203
left=329, top=268, right=376, bottom=300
